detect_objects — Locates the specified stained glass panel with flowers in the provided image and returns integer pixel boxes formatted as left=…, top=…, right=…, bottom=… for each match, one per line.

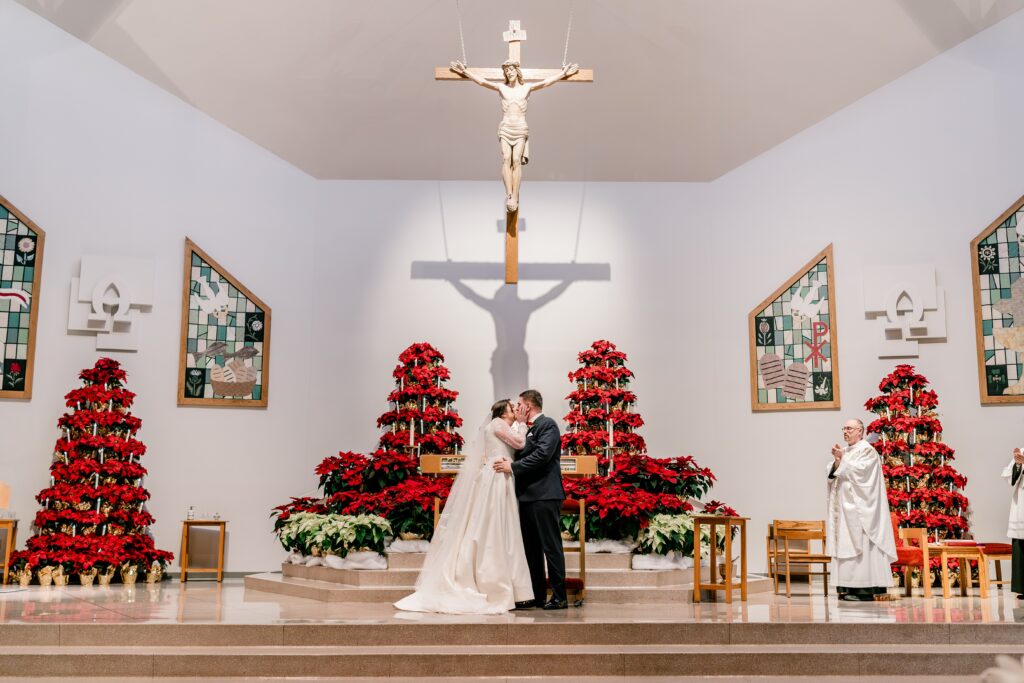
left=972, top=199, right=1024, bottom=403
left=0, top=196, right=44, bottom=399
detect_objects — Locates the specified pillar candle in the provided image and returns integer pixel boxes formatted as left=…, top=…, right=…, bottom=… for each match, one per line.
left=409, top=421, right=415, bottom=446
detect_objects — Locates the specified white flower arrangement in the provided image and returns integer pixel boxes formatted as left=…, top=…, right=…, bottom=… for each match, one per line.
left=636, top=514, right=726, bottom=558
left=276, top=513, right=391, bottom=557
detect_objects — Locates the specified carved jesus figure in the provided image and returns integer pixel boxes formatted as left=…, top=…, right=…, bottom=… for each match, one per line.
left=450, top=60, right=578, bottom=212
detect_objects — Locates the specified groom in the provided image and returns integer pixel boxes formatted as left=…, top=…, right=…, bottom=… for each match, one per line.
left=493, top=389, right=567, bottom=609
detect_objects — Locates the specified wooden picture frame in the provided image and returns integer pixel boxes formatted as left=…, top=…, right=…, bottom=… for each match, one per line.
left=970, top=195, right=1024, bottom=404
left=748, top=244, right=840, bottom=412
left=177, top=238, right=271, bottom=407
left=0, top=195, right=45, bottom=400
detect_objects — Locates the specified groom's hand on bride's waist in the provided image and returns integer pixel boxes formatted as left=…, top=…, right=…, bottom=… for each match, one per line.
left=492, top=458, right=513, bottom=474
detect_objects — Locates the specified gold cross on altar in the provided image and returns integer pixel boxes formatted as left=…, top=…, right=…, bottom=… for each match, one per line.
left=436, top=19, right=593, bottom=284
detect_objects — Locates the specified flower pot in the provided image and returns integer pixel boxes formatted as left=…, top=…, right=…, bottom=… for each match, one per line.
left=78, top=569, right=98, bottom=587
left=120, top=564, right=139, bottom=585
left=37, top=566, right=54, bottom=587
left=145, top=563, right=163, bottom=584
left=53, top=567, right=68, bottom=587
left=399, top=532, right=424, bottom=541
left=97, top=567, right=115, bottom=586
left=560, top=531, right=574, bottom=542
left=16, top=569, right=32, bottom=587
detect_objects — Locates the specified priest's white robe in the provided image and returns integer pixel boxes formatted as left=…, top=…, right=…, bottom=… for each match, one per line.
left=826, top=439, right=897, bottom=588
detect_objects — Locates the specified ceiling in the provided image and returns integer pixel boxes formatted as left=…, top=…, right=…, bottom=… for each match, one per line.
left=15, top=0, right=1024, bottom=181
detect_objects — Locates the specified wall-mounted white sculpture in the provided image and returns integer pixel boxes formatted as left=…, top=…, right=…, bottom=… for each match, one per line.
left=863, top=265, right=946, bottom=358
left=67, top=257, right=155, bottom=351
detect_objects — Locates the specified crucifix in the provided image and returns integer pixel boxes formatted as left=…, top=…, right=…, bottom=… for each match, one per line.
left=436, top=20, right=593, bottom=284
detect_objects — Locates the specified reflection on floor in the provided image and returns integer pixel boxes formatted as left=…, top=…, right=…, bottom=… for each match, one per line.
left=2, top=578, right=1023, bottom=624
left=0, top=579, right=1022, bottom=680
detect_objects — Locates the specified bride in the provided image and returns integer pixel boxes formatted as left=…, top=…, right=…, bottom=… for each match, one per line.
left=394, top=399, right=534, bottom=613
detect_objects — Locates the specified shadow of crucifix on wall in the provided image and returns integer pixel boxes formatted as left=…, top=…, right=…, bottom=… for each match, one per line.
left=410, top=261, right=610, bottom=400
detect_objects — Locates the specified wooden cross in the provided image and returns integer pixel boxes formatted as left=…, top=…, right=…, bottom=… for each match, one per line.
left=436, top=20, right=593, bottom=284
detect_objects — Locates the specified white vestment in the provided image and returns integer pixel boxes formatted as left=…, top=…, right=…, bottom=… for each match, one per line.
left=826, top=439, right=897, bottom=588
left=1002, top=453, right=1024, bottom=540
left=395, top=418, right=533, bottom=614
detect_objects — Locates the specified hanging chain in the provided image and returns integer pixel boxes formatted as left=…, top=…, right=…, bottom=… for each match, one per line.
left=455, top=0, right=468, bottom=65
left=562, top=0, right=575, bottom=67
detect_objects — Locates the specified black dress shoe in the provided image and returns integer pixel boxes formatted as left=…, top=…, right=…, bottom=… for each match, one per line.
left=514, top=600, right=537, bottom=609
left=542, top=599, right=568, bottom=610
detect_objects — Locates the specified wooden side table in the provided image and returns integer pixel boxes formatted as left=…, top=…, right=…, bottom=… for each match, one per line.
left=180, top=520, right=227, bottom=582
left=0, top=519, right=17, bottom=585
left=937, top=544, right=988, bottom=599
left=693, top=515, right=748, bottom=603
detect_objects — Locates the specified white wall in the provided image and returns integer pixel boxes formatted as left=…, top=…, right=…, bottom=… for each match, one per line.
left=1, top=0, right=1023, bottom=573
left=0, top=0, right=320, bottom=571
left=701, top=11, right=1024, bottom=565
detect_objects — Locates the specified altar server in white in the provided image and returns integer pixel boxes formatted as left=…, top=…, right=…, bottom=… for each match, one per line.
left=826, top=419, right=897, bottom=601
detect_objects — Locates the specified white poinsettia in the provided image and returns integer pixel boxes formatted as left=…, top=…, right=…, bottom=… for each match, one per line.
left=636, top=514, right=726, bottom=558
left=981, top=655, right=1024, bottom=683
left=275, top=512, right=391, bottom=557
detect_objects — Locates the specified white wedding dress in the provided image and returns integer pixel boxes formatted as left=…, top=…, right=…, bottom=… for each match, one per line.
left=394, top=417, right=534, bottom=614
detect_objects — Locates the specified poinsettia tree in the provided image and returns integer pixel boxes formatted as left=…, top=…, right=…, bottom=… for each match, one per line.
left=561, top=340, right=737, bottom=544
left=9, top=358, right=173, bottom=584
left=865, top=364, right=969, bottom=542
left=563, top=340, right=646, bottom=473
left=377, top=343, right=464, bottom=455
left=272, top=343, right=460, bottom=543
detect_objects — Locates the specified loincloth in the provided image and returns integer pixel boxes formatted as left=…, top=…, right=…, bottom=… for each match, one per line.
left=498, top=121, right=529, bottom=146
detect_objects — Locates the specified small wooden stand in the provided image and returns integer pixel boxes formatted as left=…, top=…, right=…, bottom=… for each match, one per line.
left=0, top=519, right=17, bottom=585
left=938, top=544, right=989, bottom=599
left=692, top=515, right=748, bottom=604
left=179, top=520, right=227, bottom=583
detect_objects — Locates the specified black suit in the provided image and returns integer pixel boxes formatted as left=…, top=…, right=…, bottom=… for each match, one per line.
left=511, top=414, right=566, bottom=603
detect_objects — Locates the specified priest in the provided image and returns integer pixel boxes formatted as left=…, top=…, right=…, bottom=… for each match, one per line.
left=826, top=419, right=897, bottom=602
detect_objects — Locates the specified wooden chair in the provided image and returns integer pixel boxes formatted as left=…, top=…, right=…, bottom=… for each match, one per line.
left=772, top=520, right=830, bottom=597
left=767, top=523, right=811, bottom=580
left=980, top=542, right=1013, bottom=590
left=890, top=512, right=932, bottom=598
left=556, top=497, right=587, bottom=606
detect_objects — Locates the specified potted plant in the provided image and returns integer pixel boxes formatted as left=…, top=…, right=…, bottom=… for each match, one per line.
left=144, top=549, right=173, bottom=583
left=305, top=513, right=391, bottom=570
left=8, top=553, right=34, bottom=587
left=77, top=555, right=98, bottom=586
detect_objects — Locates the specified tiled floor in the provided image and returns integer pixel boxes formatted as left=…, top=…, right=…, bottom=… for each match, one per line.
left=1, top=579, right=1022, bottom=625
